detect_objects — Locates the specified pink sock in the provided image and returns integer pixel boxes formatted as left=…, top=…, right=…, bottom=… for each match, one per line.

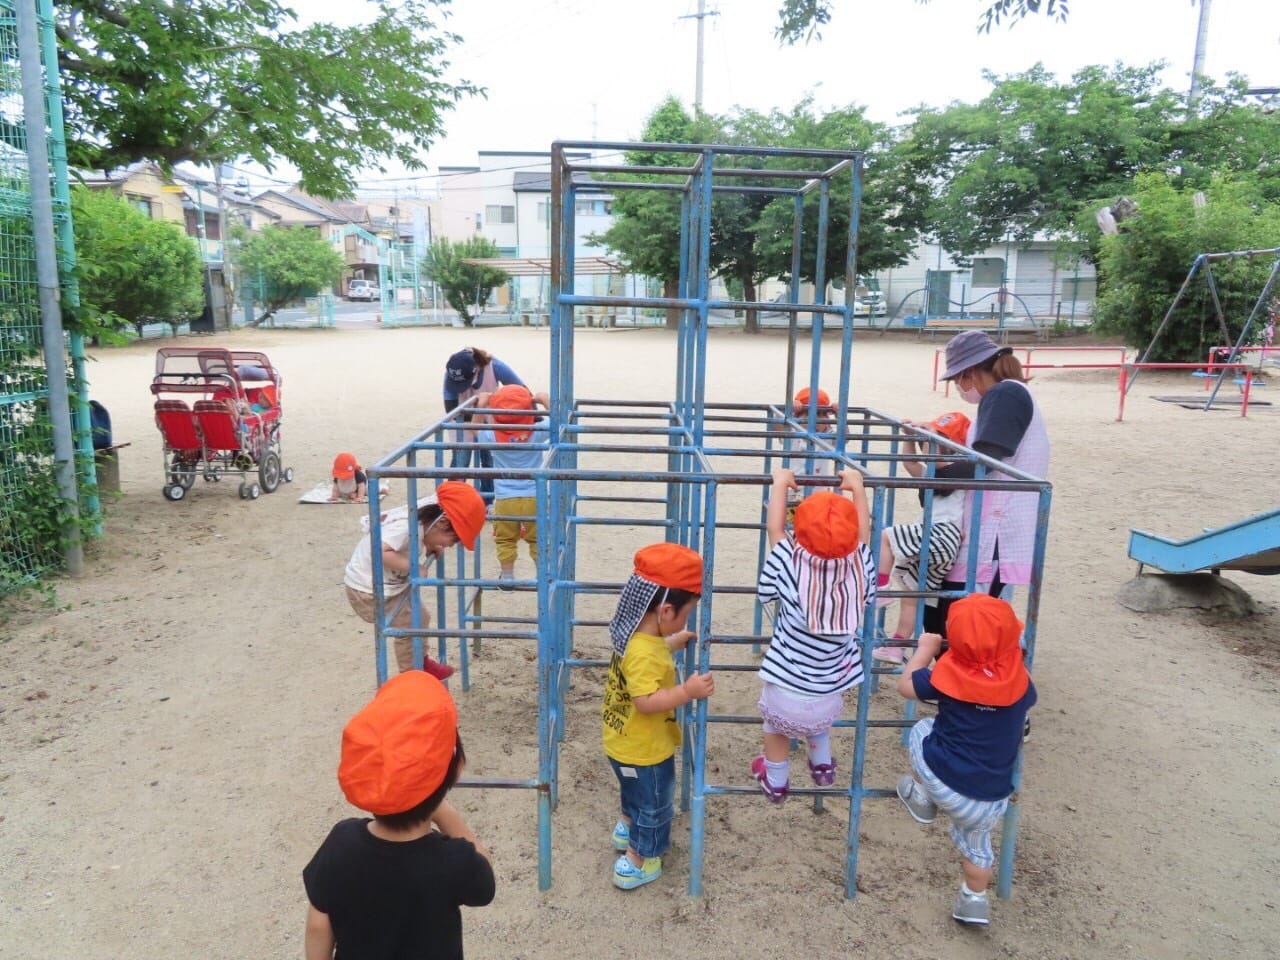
left=877, top=573, right=891, bottom=588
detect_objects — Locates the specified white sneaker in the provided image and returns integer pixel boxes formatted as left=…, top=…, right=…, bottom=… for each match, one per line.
left=952, top=888, right=991, bottom=925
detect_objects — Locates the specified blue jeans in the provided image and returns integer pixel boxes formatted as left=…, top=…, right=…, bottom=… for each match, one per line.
left=450, top=445, right=494, bottom=499
left=608, top=755, right=675, bottom=859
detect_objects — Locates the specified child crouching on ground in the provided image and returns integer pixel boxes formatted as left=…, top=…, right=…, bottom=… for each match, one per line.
left=874, top=411, right=971, bottom=664
left=602, top=543, right=715, bottom=889
left=753, top=466, right=875, bottom=800
left=895, top=593, right=1037, bottom=926
left=303, top=671, right=494, bottom=958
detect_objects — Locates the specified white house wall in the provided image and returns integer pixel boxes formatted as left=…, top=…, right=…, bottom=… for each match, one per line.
left=874, top=239, right=1096, bottom=322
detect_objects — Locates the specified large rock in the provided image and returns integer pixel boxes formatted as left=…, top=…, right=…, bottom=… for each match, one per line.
left=1117, top=572, right=1260, bottom=617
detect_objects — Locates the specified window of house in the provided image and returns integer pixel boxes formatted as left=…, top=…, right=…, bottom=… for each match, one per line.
left=574, top=199, right=612, bottom=216
left=536, top=201, right=549, bottom=223
left=127, top=194, right=153, bottom=217
left=971, top=257, right=1005, bottom=288
left=1061, top=276, right=1097, bottom=301
left=485, top=204, right=515, bottom=224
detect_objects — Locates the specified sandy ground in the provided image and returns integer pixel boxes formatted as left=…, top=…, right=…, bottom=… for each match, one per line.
left=2, top=325, right=1278, bottom=960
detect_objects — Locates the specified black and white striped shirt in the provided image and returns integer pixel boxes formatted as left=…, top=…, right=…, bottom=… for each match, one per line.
left=757, top=539, right=875, bottom=695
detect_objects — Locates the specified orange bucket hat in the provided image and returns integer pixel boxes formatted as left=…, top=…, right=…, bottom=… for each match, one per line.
left=489, top=384, right=537, bottom=444
left=434, top=481, right=486, bottom=550
left=793, top=492, right=860, bottom=559
left=793, top=387, right=832, bottom=409
left=332, top=452, right=360, bottom=480
left=609, top=543, right=703, bottom=655
left=932, top=594, right=1029, bottom=707
left=338, top=671, right=458, bottom=816
left=924, top=411, right=971, bottom=446
left=633, top=542, right=704, bottom=593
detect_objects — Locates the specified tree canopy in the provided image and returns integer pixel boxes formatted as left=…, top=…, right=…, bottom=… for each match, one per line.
left=890, top=65, right=1280, bottom=258
left=420, top=236, right=510, bottom=326
left=56, top=0, right=479, bottom=198
left=775, top=0, right=1068, bottom=44
left=235, top=225, right=345, bottom=325
left=70, top=186, right=205, bottom=338
left=596, top=97, right=911, bottom=332
left=1092, top=173, right=1280, bottom=360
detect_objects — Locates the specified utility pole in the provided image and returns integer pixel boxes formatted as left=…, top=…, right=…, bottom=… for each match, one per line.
left=678, top=1, right=719, bottom=111
left=214, top=162, right=233, bottom=330
left=1189, top=0, right=1212, bottom=106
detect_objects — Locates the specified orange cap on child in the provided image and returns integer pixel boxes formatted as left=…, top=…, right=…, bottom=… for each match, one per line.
left=338, top=672, right=458, bottom=816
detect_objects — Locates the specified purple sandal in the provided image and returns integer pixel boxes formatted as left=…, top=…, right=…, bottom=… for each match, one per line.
left=808, top=759, right=836, bottom=787
left=750, top=755, right=789, bottom=804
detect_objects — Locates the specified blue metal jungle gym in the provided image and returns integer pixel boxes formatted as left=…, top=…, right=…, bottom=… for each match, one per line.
left=364, top=141, right=1052, bottom=899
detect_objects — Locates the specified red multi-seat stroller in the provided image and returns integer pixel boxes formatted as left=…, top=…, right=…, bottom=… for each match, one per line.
left=150, top=347, right=293, bottom=501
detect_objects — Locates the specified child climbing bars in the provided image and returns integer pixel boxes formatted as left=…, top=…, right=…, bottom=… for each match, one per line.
left=874, top=411, right=971, bottom=664
left=752, top=467, right=875, bottom=801
left=895, top=594, right=1037, bottom=927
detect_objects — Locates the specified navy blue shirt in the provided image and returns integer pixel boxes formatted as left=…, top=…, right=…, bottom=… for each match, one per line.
left=972, top=380, right=1034, bottom=460
left=912, top=668, right=1037, bottom=800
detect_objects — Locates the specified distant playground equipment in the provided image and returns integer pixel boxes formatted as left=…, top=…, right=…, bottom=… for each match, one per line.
left=1127, top=248, right=1280, bottom=412
left=1128, top=508, right=1280, bottom=577
left=149, top=347, right=293, bottom=501
left=932, top=345, right=1262, bottom=421
left=364, top=140, right=1051, bottom=899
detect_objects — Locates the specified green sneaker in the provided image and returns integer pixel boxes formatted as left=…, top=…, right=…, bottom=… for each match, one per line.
left=611, top=819, right=630, bottom=852
left=612, top=853, right=662, bottom=890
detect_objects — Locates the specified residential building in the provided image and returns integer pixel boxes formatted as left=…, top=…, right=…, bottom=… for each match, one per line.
left=874, top=238, right=1097, bottom=326
left=437, top=150, right=619, bottom=312
left=78, top=162, right=232, bottom=330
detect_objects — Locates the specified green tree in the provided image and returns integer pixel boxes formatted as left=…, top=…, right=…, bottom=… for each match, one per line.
left=235, top=225, right=345, bottom=325
left=744, top=101, right=918, bottom=296
left=776, top=0, right=1067, bottom=44
left=894, top=64, right=1183, bottom=257
left=893, top=66, right=1280, bottom=261
left=70, top=186, right=205, bottom=338
left=420, top=237, right=510, bottom=326
left=1092, top=173, right=1280, bottom=360
left=594, top=97, right=717, bottom=329
left=598, top=97, right=915, bottom=333
left=56, top=0, right=480, bottom=198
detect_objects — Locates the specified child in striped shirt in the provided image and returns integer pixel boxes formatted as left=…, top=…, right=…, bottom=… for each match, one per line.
left=874, top=411, right=971, bottom=665
left=751, top=466, right=875, bottom=801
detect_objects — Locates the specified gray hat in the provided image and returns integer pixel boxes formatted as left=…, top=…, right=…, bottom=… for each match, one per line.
left=940, top=330, right=1002, bottom=380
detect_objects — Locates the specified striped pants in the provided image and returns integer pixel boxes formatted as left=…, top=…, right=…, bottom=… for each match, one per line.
left=908, top=717, right=1007, bottom=868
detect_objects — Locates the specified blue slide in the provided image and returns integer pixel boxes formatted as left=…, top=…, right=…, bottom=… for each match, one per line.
left=1128, top=508, right=1280, bottom=575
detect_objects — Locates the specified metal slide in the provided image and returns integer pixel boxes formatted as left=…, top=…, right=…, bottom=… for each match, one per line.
left=1128, top=508, right=1280, bottom=575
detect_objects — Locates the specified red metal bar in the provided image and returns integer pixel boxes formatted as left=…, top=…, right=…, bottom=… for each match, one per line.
left=1117, top=367, right=1128, bottom=422
left=1242, top=371, right=1252, bottom=417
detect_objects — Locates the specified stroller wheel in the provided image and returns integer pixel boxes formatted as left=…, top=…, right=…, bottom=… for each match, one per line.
left=259, top=452, right=281, bottom=494
left=247, top=482, right=261, bottom=500
left=163, top=483, right=186, bottom=502
left=283, top=467, right=294, bottom=483
left=238, top=482, right=248, bottom=499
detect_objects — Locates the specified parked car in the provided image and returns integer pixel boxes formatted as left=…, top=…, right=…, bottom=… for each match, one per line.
left=853, top=277, right=886, bottom=317
left=347, top=279, right=379, bottom=302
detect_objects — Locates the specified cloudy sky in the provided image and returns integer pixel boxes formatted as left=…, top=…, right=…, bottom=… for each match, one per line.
left=262, top=0, right=1279, bottom=196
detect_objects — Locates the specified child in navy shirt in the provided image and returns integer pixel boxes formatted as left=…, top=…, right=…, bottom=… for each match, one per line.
left=895, top=593, right=1036, bottom=927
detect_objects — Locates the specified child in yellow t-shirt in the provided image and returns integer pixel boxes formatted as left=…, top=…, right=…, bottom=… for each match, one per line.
left=601, top=543, right=715, bottom=890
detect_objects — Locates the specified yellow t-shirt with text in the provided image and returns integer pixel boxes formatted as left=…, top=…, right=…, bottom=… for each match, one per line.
left=601, top=631, right=681, bottom=766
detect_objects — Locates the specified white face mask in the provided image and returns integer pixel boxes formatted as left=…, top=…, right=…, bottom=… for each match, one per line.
left=957, top=384, right=982, bottom=405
